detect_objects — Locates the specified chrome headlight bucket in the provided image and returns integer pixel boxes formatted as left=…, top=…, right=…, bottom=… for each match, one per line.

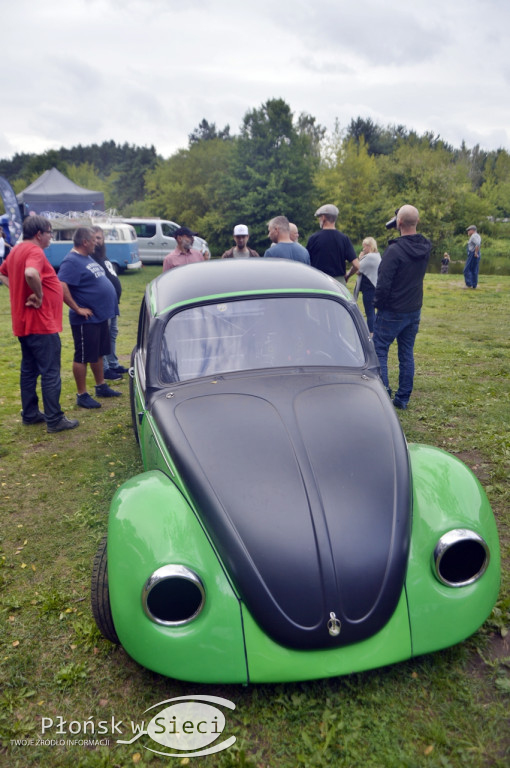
left=142, top=565, right=205, bottom=626
left=433, top=529, right=490, bottom=587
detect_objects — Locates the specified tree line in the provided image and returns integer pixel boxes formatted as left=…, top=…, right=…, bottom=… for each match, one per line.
left=2, top=99, right=510, bottom=265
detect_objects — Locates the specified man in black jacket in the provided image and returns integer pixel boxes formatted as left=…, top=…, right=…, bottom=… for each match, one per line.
left=373, top=205, right=431, bottom=410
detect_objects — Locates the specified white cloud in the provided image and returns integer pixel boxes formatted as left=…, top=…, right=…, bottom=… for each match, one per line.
left=1, top=0, right=509, bottom=161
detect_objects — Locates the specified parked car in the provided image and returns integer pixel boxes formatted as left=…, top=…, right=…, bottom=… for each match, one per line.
left=122, top=217, right=210, bottom=263
left=44, top=219, right=142, bottom=273
left=91, top=258, right=500, bottom=684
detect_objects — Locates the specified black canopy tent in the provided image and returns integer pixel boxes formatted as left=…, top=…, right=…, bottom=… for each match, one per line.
left=17, top=167, right=104, bottom=215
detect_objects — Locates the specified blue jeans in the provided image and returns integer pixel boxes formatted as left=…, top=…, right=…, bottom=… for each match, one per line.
left=19, top=333, right=64, bottom=427
left=373, top=309, right=421, bottom=406
left=103, top=315, right=119, bottom=371
left=463, top=249, right=481, bottom=288
left=361, top=283, right=376, bottom=333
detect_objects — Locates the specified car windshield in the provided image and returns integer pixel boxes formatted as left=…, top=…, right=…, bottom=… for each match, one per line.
left=160, top=296, right=365, bottom=383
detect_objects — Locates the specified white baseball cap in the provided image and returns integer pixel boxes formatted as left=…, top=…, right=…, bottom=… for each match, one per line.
left=233, top=224, right=249, bottom=236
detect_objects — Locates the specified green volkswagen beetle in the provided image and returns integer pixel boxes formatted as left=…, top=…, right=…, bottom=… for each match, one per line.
left=91, top=258, right=500, bottom=684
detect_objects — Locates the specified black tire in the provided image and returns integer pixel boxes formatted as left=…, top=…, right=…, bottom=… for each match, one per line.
left=91, top=535, right=119, bottom=644
left=129, top=347, right=140, bottom=444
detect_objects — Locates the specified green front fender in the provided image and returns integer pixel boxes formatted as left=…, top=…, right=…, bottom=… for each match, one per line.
left=107, top=470, right=248, bottom=683
left=406, top=444, right=500, bottom=657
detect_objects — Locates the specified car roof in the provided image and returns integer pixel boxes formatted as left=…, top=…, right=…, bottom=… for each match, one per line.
left=122, top=217, right=178, bottom=225
left=150, top=258, right=351, bottom=316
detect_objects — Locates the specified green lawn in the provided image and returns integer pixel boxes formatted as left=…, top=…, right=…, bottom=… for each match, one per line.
left=0, top=268, right=508, bottom=768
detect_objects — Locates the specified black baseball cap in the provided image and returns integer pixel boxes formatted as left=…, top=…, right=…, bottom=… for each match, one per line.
left=175, top=226, right=196, bottom=238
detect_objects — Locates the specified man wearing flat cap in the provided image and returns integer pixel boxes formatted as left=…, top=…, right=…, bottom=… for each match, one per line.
left=463, top=225, right=481, bottom=289
left=162, top=227, right=206, bottom=272
left=221, top=224, right=260, bottom=258
left=306, top=204, right=358, bottom=284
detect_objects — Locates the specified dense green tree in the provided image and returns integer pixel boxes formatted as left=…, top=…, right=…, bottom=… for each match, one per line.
left=188, top=119, right=231, bottom=145
left=224, top=99, right=320, bottom=252
left=479, top=149, right=510, bottom=219
left=296, top=113, right=327, bottom=162
left=379, top=137, right=490, bottom=253
left=314, top=128, right=491, bottom=257
left=346, top=117, right=397, bottom=156
left=143, top=137, right=235, bottom=250
left=23, top=150, right=68, bottom=180
left=315, top=137, right=388, bottom=243
left=112, top=144, right=159, bottom=210
left=1, top=112, right=510, bottom=260
left=346, top=118, right=453, bottom=158
left=65, top=162, right=119, bottom=210
left=0, top=151, right=35, bottom=180
left=455, top=141, right=489, bottom=191
left=0, top=141, right=159, bottom=212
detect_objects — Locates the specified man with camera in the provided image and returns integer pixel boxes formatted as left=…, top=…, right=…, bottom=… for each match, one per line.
left=373, top=205, right=431, bottom=410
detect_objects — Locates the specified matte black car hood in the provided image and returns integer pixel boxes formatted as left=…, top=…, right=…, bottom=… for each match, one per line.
left=151, top=371, right=411, bottom=650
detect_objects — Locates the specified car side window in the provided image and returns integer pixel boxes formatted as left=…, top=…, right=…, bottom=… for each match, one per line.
left=161, top=223, right=178, bottom=237
left=137, top=301, right=150, bottom=386
left=135, top=224, right=156, bottom=238
left=160, top=297, right=365, bottom=383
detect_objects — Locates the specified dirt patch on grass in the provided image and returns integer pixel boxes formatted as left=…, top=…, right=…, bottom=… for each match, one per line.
left=467, top=633, right=510, bottom=685
left=484, top=632, right=510, bottom=663
left=452, top=450, right=492, bottom=482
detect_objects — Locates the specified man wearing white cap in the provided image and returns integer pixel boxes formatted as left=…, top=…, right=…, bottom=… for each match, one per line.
left=221, top=224, right=260, bottom=258
left=463, top=225, right=481, bottom=289
left=306, top=204, right=358, bottom=284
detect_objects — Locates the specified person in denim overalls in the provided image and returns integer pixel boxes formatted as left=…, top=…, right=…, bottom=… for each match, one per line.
left=463, top=225, right=481, bottom=288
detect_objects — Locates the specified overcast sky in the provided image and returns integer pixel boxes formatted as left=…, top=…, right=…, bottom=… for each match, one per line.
left=2, top=0, right=509, bottom=162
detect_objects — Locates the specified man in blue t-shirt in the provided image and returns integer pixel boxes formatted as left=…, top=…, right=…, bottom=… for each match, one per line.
left=263, top=216, right=310, bottom=263
left=59, top=227, right=122, bottom=409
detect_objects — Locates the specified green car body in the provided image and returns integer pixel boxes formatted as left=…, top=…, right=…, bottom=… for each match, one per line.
left=93, top=259, right=500, bottom=684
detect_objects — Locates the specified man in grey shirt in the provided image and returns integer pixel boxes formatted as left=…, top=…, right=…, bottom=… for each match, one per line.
left=263, top=216, right=310, bottom=263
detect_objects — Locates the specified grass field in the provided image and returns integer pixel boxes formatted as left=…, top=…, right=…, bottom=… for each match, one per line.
left=0, top=267, right=508, bottom=768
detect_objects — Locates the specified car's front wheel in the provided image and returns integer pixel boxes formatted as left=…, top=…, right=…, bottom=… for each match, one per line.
left=91, top=535, right=119, bottom=644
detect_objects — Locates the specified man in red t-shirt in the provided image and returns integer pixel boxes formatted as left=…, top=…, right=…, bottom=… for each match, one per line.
left=0, top=215, right=79, bottom=433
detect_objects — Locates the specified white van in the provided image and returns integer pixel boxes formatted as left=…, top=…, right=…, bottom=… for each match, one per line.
left=123, top=218, right=210, bottom=264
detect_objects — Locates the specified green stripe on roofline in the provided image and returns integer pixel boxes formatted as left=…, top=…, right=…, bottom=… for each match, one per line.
left=154, top=287, right=352, bottom=318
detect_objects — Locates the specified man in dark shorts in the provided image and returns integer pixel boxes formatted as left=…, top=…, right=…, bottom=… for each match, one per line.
left=58, top=228, right=122, bottom=409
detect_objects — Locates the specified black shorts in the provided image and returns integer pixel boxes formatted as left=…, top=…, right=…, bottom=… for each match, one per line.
left=72, top=320, right=111, bottom=364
